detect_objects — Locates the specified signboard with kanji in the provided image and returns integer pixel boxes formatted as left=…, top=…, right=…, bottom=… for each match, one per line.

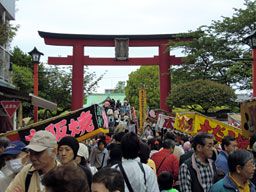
left=0, top=104, right=109, bottom=143
left=1, top=101, right=20, bottom=118
left=174, top=112, right=249, bottom=148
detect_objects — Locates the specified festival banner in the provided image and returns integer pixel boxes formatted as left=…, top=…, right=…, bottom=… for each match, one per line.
left=241, top=99, right=256, bottom=138
left=174, top=113, right=196, bottom=135
left=139, top=89, right=147, bottom=134
left=174, top=112, right=249, bottom=148
left=0, top=104, right=108, bottom=143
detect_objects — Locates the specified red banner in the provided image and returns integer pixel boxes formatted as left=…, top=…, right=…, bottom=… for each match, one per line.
left=1, top=101, right=20, bottom=118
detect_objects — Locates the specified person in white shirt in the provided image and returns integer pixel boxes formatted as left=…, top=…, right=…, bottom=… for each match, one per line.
left=112, top=132, right=159, bottom=192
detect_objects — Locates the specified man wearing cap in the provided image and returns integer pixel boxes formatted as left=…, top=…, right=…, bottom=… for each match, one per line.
left=6, top=130, right=59, bottom=192
left=0, top=141, right=28, bottom=192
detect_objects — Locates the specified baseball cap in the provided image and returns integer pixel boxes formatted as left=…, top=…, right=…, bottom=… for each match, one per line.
left=26, top=130, right=57, bottom=152
left=0, top=141, right=26, bottom=157
left=77, top=143, right=89, bottom=160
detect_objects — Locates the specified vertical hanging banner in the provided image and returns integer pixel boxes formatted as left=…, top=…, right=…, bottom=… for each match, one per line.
left=1, top=101, right=20, bottom=118
left=241, top=99, right=256, bottom=138
left=0, top=104, right=109, bottom=143
left=139, top=89, right=147, bottom=135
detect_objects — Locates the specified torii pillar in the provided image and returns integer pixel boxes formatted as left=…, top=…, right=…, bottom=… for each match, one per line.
left=159, top=43, right=171, bottom=111
left=72, top=45, right=84, bottom=110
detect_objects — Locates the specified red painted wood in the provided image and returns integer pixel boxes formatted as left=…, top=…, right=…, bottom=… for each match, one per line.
left=72, top=45, right=84, bottom=110
left=159, top=44, right=171, bottom=112
left=253, top=49, right=256, bottom=97
left=33, top=63, right=39, bottom=122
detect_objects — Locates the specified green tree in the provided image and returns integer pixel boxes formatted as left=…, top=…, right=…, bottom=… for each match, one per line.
left=125, top=66, right=159, bottom=109
left=11, top=47, right=104, bottom=116
left=12, top=64, right=33, bottom=94
left=0, top=22, right=18, bottom=45
left=11, top=47, right=32, bottom=68
left=114, top=81, right=126, bottom=93
left=167, top=79, right=236, bottom=114
left=170, top=0, right=256, bottom=90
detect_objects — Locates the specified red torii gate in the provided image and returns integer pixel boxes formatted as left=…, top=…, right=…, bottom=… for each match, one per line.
left=39, top=31, right=190, bottom=112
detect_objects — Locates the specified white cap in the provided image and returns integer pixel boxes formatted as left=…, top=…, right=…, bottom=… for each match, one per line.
left=26, top=130, right=57, bottom=152
left=77, top=143, right=89, bottom=160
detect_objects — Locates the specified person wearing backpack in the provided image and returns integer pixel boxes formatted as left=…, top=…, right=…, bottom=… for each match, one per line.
left=112, top=132, right=159, bottom=192
left=6, top=131, right=60, bottom=192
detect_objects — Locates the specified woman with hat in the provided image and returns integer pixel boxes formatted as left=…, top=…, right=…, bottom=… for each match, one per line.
left=75, top=142, right=98, bottom=175
left=58, top=136, right=92, bottom=188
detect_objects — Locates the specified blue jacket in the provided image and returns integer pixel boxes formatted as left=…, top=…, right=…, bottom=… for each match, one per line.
left=215, top=150, right=229, bottom=175
left=209, top=175, right=256, bottom=192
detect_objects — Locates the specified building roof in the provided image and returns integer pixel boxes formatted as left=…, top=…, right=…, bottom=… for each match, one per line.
left=84, top=93, right=126, bottom=107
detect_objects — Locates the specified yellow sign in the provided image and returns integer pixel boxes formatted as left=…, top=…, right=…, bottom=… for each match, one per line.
left=174, top=112, right=249, bottom=148
left=241, top=99, right=256, bottom=138
left=139, top=89, right=147, bottom=135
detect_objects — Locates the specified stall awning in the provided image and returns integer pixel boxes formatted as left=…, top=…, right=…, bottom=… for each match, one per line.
left=29, top=94, right=57, bottom=111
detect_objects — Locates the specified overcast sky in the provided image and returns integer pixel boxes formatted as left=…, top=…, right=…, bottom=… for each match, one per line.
left=12, top=0, right=246, bottom=93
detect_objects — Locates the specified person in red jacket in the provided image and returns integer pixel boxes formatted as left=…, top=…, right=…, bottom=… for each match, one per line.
left=151, top=138, right=179, bottom=180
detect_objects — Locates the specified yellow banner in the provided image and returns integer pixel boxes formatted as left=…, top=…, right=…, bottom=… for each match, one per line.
left=139, top=89, right=147, bottom=135
left=174, top=112, right=249, bottom=148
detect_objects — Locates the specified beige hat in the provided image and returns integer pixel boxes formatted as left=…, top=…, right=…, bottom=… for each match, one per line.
left=77, top=143, right=89, bottom=160
left=26, top=130, right=57, bottom=152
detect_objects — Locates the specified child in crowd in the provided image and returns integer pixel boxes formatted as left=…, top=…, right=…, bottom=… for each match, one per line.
left=158, top=171, right=179, bottom=192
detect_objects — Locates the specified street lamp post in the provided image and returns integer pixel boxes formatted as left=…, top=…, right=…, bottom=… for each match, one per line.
left=28, top=47, right=44, bottom=123
left=244, top=30, right=256, bottom=97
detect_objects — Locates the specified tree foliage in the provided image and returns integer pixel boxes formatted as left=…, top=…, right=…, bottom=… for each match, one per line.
left=167, top=79, right=236, bottom=113
left=11, top=47, right=104, bottom=116
left=170, top=0, right=256, bottom=90
left=0, top=22, right=18, bottom=45
left=114, top=81, right=126, bottom=93
left=12, top=64, right=33, bottom=94
left=125, top=66, right=159, bottom=109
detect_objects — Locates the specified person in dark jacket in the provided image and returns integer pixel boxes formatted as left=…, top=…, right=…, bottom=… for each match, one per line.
left=210, top=149, right=255, bottom=192
left=179, top=132, right=216, bottom=192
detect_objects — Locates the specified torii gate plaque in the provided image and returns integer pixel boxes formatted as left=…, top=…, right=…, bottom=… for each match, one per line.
left=39, top=31, right=190, bottom=111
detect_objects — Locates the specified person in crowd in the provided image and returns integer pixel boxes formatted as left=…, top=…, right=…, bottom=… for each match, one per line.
left=58, top=136, right=92, bottom=187
left=210, top=149, right=255, bottom=192
left=183, top=141, right=191, bottom=153
left=91, top=167, right=125, bottom=192
left=0, top=137, right=10, bottom=169
left=90, top=139, right=109, bottom=169
left=144, top=125, right=154, bottom=139
left=151, top=138, right=179, bottom=180
left=249, top=133, right=256, bottom=185
left=0, top=137, right=10, bottom=155
left=112, top=132, right=159, bottom=192
left=107, top=132, right=125, bottom=167
left=6, top=130, right=59, bottom=192
left=164, top=131, right=184, bottom=160
left=215, top=136, right=237, bottom=177
left=148, top=138, right=161, bottom=158
left=75, top=142, right=98, bottom=175
left=42, top=164, right=89, bottom=192
left=139, top=141, right=156, bottom=173
left=158, top=171, right=179, bottom=192
left=0, top=141, right=28, bottom=192
left=179, top=132, right=216, bottom=192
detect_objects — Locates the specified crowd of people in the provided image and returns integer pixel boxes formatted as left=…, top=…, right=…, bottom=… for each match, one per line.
left=0, top=105, right=256, bottom=191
